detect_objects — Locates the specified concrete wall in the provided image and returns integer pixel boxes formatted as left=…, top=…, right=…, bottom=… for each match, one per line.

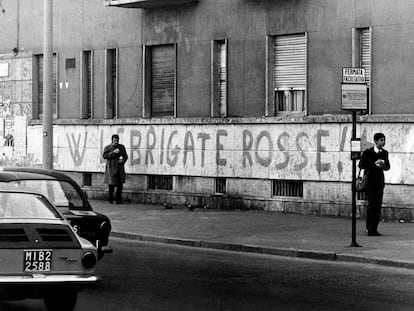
left=26, top=122, right=414, bottom=185
left=1, top=0, right=414, bottom=217
left=0, top=0, right=142, bottom=119
left=1, top=0, right=414, bottom=118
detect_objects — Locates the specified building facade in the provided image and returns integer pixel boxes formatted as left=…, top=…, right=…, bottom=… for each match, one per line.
left=0, top=0, right=413, bottom=219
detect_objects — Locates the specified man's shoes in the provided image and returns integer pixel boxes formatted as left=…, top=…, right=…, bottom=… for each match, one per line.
left=367, top=231, right=382, bottom=236
left=109, top=199, right=114, bottom=204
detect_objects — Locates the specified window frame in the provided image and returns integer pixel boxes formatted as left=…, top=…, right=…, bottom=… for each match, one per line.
left=80, top=50, right=94, bottom=119
left=32, top=53, right=58, bottom=120
left=266, top=33, right=308, bottom=117
left=105, top=48, right=118, bottom=119
left=211, top=38, right=228, bottom=118
left=353, top=27, right=372, bottom=114
left=143, top=43, right=177, bottom=118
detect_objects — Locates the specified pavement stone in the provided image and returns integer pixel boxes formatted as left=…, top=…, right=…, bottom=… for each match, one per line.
left=90, top=200, right=414, bottom=269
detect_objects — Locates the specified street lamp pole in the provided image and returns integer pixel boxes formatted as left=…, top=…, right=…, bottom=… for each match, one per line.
left=42, top=0, right=53, bottom=169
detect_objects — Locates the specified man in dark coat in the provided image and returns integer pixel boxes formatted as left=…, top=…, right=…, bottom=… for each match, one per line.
left=103, top=134, right=128, bottom=204
left=359, top=132, right=390, bottom=236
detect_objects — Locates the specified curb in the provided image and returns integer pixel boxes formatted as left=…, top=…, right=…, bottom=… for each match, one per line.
left=111, top=231, right=414, bottom=270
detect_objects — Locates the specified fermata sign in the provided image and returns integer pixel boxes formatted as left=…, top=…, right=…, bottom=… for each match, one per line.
left=342, top=67, right=366, bottom=84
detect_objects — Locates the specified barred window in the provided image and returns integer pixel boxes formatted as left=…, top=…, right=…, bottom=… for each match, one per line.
left=148, top=175, right=173, bottom=191
left=272, top=180, right=303, bottom=197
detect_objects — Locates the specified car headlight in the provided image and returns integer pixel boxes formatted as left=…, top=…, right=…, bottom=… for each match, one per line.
left=82, top=251, right=97, bottom=269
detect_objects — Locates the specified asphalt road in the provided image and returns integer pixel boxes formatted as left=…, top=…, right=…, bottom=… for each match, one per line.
left=3, top=238, right=414, bottom=311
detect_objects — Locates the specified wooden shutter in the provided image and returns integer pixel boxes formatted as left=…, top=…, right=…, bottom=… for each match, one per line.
left=274, top=34, right=306, bottom=89
left=360, top=28, right=371, bottom=86
left=151, top=45, right=175, bottom=117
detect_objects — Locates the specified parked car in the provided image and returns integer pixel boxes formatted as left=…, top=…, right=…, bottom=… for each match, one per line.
left=0, top=167, right=112, bottom=260
left=0, top=185, right=100, bottom=311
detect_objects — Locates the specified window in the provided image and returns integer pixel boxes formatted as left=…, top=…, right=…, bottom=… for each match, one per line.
left=144, top=44, right=176, bottom=117
left=272, top=180, right=303, bottom=197
left=82, top=172, right=92, bottom=187
left=105, top=48, right=117, bottom=119
left=148, top=175, right=173, bottom=191
left=10, top=180, right=84, bottom=209
left=81, top=50, right=93, bottom=119
left=211, top=39, right=227, bottom=117
left=359, top=28, right=371, bottom=88
left=273, top=33, right=307, bottom=114
left=215, top=177, right=226, bottom=194
left=0, top=192, right=59, bottom=219
left=353, top=27, right=371, bottom=113
left=34, top=54, right=57, bottom=119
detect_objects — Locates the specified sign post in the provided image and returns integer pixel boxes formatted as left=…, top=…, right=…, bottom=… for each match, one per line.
left=341, top=67, right=367, bottom=248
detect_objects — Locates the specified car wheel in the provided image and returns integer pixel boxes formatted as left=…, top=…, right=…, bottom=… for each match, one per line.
left=44, top=292, right=78, bottom=311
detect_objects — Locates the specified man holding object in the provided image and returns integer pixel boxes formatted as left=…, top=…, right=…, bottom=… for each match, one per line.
left=359, top=132, right=390, bottom=236
left=103, top=134, right=128, bottom=204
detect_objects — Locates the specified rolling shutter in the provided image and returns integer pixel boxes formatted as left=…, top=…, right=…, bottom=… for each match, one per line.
left=105, top=49, right=117, bottom=119
left=86, top=51, right=93, bottom=118
left=151, top=45, right=175, bottom=117
left=38, top=56, right=43, bottom=115
left=218, top=41, right=227, bottom=116
left=38, top=54, right=57, bottom=116
left=274, top=34, right=306, bottom=89
left=360, top=28, right=371, bottom=86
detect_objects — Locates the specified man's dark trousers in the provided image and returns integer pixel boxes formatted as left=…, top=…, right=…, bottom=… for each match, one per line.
left=366, top=186, right=383, bottom=233
left=109, top=184, right=123, bottom=203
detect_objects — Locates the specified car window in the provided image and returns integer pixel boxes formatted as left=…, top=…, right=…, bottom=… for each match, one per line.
left=10, top=180, right=84, bottom=209
left=0, top=192, right=60, bottom=219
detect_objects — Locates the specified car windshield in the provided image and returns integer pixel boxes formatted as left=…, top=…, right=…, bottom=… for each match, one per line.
left=0, top=192, right=60, bottom=219
left=9, top=180, right=84, bottom=210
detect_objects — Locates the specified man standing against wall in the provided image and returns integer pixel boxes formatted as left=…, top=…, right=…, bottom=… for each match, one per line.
left=103, top=134, right=128, bottom=204
left=359, top=132, right=390, bottom=236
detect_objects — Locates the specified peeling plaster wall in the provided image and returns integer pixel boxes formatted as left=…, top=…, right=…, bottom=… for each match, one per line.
left=0, top=56, right=32, bottom=120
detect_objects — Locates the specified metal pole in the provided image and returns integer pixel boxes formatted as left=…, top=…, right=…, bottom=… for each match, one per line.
left=350, top=110, right=361, bottom=247
left=42, top=0, right=53, bottom=169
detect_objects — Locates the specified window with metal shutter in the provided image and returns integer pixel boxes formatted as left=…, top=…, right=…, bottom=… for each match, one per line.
left=151, top=45, right=175, bottom=117
left=274, top=34, right=306, bottom=90
left=360, top=28, right=371, bottom=86
left=218, top=40, right=227, bottom=117
left=86, top=51, right=93, bottom=118
left=105, top=49, right=117, bottom=119
left=38, top=54, right=57, bottom=116
left=38, top=55, right=43, bottom=115
left=82, top=50, right=93, bottom=119
left=273, top=33, right=306, bottom=113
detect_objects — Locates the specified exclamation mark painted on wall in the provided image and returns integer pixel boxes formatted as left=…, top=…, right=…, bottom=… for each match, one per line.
left=337, top=126, right=348, bottom=173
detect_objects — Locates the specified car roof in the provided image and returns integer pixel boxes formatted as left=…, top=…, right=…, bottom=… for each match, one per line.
left=0, top=167, right=73, bottom=182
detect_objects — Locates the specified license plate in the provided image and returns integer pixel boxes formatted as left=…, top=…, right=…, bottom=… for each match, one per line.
left=24, top=250, right=52, bottom=272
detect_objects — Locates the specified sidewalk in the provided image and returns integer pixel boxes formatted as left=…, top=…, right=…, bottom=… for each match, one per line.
left=90, top=200, right=414, bottom=269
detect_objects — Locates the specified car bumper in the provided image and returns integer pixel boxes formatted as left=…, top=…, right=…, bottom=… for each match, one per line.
left=0, top=274, right=100, bottom=285
left=0, top=275, right=100, bottom=299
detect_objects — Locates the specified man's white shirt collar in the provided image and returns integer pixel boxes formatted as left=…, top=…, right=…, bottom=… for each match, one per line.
left=374, top=146, right=381, bottom=153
